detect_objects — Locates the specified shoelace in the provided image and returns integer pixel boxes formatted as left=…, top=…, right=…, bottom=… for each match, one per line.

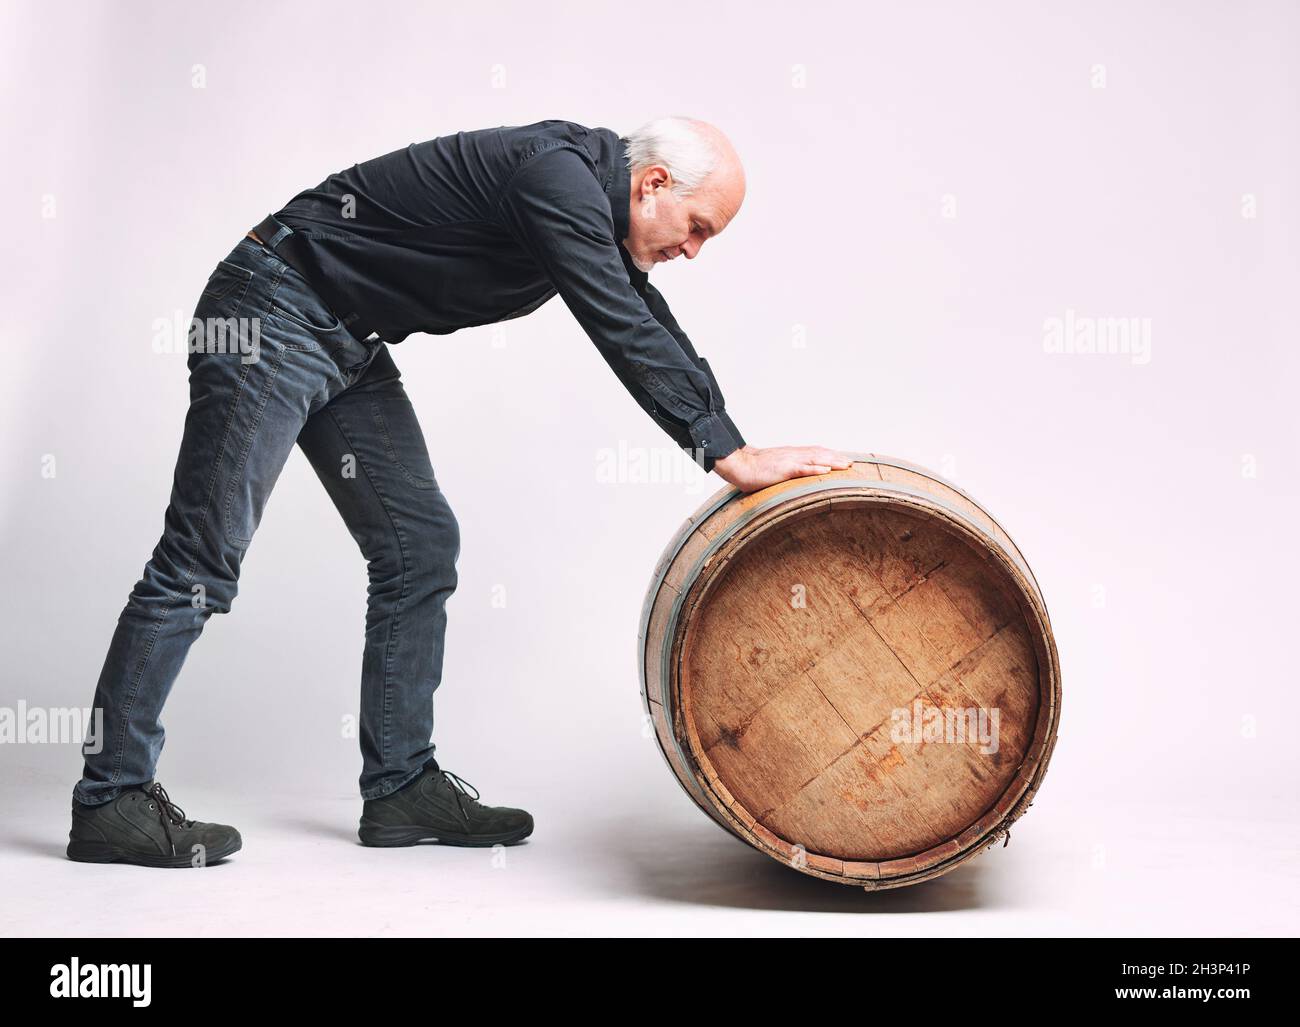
left=145, top=782, right=194, bottom=855
left=437, top=769, right=481, bottom=821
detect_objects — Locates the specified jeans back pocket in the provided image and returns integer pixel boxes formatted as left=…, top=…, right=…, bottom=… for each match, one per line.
left=197, top=260, right=253, bottom=313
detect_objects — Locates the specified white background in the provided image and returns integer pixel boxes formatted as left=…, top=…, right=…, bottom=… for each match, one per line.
left=1, top=0, right=1296, bottom=935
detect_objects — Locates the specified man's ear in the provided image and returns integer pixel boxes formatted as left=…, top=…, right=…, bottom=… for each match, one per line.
left=640, top=164, right=672, bottom=196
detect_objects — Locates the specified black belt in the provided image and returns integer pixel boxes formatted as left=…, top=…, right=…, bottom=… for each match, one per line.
left=250, top=214, right=385, bottom=346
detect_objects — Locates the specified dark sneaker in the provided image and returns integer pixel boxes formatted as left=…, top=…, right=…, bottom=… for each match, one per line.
left=358, top=758, right=533, bottom=847
left=67, top=781, right=242, bottom=868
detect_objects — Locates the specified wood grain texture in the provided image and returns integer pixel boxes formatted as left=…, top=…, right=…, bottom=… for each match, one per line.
left=639, top=456, right=1061, bottom=889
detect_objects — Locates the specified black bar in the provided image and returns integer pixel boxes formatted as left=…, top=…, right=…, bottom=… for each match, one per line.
left=0, top=937, right=1289, bottom=1014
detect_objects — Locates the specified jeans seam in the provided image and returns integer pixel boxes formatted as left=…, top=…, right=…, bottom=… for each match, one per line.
left=370, top=401, right=436, bottom=489
left=222, top=347, right=286, bottom=548
left=324, top=406, right=414, bottom=772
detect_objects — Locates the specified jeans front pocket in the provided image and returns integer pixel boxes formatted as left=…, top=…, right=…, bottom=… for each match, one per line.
left=268, top=300, right=343, bottom=336
left=264, top=296, right=347, bottom=353
left=266, top=265, right=347, bottom=353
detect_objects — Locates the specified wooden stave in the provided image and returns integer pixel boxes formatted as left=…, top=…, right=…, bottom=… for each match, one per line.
left=638, top=456, right=1061, bottom=889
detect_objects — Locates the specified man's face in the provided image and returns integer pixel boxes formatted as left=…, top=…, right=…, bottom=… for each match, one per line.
left=623, top=158, right=745, bottom=274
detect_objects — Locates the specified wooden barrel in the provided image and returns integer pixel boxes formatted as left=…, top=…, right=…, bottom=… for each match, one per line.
left=638, top=454, right=1060, bottom=889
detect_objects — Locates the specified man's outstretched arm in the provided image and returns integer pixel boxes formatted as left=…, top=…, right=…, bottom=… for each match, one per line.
left=496, top=145, right=744, bottom=472
left=497, top=143, right=851, bottom=490
left=633, top=276, right=747, bottom=456
left=635, top=254, right=853, bottom=490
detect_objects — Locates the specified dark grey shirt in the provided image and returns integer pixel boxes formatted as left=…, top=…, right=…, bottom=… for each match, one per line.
left=270, top=119, right=744, bottom=470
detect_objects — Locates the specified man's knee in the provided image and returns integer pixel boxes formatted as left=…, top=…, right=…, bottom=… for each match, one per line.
left=128, top=536, right=242, bottom=616
left=407, top=498, right=460, bottom=593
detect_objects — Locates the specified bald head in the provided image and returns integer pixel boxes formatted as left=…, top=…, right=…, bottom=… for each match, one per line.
left=621, top=116, right=746, bottom=273
left=685, top=119, right=745, bottom=192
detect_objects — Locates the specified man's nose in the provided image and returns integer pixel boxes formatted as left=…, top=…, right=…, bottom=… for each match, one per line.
left=681, top=238, right=702, bottom=259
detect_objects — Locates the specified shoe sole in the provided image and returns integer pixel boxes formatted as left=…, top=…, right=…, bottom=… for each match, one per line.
left=357, top=819, right=533, bottom=848
left=66, top=837, right=242, bottom=868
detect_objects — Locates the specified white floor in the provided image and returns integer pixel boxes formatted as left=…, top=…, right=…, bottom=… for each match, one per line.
left=2, top=767, right=1296, bottom=937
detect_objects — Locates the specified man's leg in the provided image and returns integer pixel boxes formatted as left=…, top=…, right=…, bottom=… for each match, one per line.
left=295, top=346, right=461, bottom=800
left=74, top=241, right=342, bottom=808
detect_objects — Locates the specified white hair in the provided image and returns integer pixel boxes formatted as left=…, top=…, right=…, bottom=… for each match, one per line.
left=621, top=116, right=720, bottom=197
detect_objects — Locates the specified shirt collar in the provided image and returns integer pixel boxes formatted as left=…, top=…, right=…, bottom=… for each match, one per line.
left=608, top=133, right=631, bottom=246
left=607, top=133, right=647, bottom=286
left=589, top=127, right=643, bottom=285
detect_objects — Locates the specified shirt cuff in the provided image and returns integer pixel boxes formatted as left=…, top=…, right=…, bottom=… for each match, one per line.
left=688, top=410, right=744, bottom=472
left=718, top=407, right=746, bottom=451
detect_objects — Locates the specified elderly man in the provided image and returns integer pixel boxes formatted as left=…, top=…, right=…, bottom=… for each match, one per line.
left=68, top=116, right=851, bottom=867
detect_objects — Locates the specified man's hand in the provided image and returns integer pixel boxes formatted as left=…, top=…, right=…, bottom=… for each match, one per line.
left=712, top=444, right=855, bottom=493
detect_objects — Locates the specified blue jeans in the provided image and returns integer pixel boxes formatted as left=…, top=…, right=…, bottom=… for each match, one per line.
left=74, top=236, right=460, bottom=805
